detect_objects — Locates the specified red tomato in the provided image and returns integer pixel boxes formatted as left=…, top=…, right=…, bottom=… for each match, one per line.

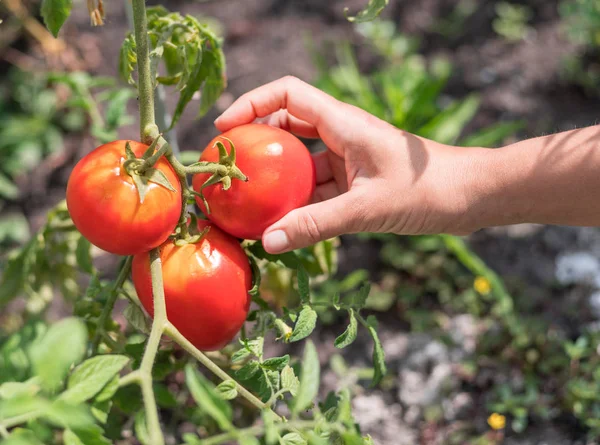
left=131, top=220, right=252, bottom=351
left=66, top=140, right=182, bottom=255
left=192, top=124, right=316, bottom=240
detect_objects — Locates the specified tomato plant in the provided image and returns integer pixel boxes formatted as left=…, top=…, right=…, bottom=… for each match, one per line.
left=66, top=140, right=182, bottom=255
left=132, top=220, right=252, bottom=351
left=193, top=124, right=316, bottom=240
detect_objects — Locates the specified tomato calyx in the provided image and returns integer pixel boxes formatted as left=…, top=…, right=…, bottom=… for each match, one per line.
left=187, top=137, right=248, bottom=214
left=173, top=214, right=211, bottom=246
left=122, top=140, right=177, bottom=204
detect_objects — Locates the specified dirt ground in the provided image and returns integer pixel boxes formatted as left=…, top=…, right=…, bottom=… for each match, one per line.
left=8, top=0, right=600, bottom=443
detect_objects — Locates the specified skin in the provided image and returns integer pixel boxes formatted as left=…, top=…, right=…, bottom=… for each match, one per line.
left=214, top=76, right=600, bottom=254
left=192, top=124, right=316, bottom=240
left=132, top=220, right=252, bottom=351
left=66, top=140, right=182, bottom=255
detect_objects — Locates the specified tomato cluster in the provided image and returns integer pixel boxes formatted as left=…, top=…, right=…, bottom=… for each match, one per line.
left=67, top=125, right=316, bottom=350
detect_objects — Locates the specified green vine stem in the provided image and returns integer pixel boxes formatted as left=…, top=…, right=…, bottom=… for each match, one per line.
left=89, top=255, right=133, bottom=355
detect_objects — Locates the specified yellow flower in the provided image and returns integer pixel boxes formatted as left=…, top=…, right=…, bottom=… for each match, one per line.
left=488, top=413, right=506, bottom=430
left=474, top=276, right=491, bottom=295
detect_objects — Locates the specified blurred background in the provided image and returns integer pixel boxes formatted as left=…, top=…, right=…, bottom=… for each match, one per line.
left=3, top=0, right=600, bottom=443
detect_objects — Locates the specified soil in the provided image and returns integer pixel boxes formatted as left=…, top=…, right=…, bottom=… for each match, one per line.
left=5, top=0, right=600, bottom=443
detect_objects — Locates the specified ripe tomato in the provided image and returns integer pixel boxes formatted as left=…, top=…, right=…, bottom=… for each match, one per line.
left=192, top=124, right=316, bottom=240
left=132, top=220, right=252, bottom=351
left=66, top=140, right=182, bottom=255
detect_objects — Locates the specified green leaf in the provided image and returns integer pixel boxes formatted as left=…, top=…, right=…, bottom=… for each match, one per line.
left=154, top=383, right=178, bottom=408
left=119, top=35, right=137, bottom=85
left=418, top=95, right=480, bottom=145
left=280, top=365, right=300, bottom=397
left=289, top=306, right=318, bottom=343
left=0, top=172, right=19, bottom=200
left=63, top=429, right=84, bottom=445
left=197, top=49, right=226, bottom=117
left=235, top=361, right=260, bottom=380
left=144, top=167, right=177, bottom=192
left=239, top=436, right=261, bottom=445
left=44, top=400, right=95, bottom=430
left=249, top=255, right=261, bottom=297
left=0, top=379, right=40, bottom=400
left=67, top=425, right=111, bottom=445
left=292, top=340, right=320, bottom=414
left=231, top=347, right=251, bottom=364
left=29, top=317, right=87, bottom=392
left=297, top=266, right=310, bottom=303
left=352, top=283, right=371, bottom=308
left=215, top=380, right=238, bottom=400
left=61, top=355, right=129, bottom=404
left=280, top=432, right=308, bottom=445
left=63, top=430, right=84, bottom=445
left=134, top=411, right=150, bottom=445
left=0, top=428, right=44, bottom=445
left=41, top=0, right=72, bottom=37
left=362, top=315, right=387, bottom=386
left=185, top=364, right=233, bottom=431
left=90, top=399, right=111, bottom=424
left=75, top=237, right=93, bottom=274
left=123, top=302, right=150, bottom=335
left=247, top=242, right=299, bottom=269
left=95, top=375, right=119, bottom=403
left=345, top=0, right=389, bottom=23
left=334, top=309, right=358, bottom=348
left=0, top=395, right=49, bottom=421
left=262, top=410, right=279, bottom=445
left=262, top=355, right=290, bottom=372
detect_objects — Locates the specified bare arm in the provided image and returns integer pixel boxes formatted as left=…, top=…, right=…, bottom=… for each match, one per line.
left=215, top=76, right=600, bottom=253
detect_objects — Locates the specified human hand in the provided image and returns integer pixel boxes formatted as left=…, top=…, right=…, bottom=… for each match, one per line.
left=215, top=76, right=483, bottom=253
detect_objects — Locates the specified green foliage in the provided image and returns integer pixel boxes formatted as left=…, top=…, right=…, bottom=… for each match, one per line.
left=560, top=0, right=600, bottom=47
left=119, top=6, right=226, bottom=129
left=345, top=0, right=389, bottom=23
left=313, top=20, right=523, bottom=145
left=40, top=0, right=72, bottom=37
left=492, top=2, right=533, bottom=42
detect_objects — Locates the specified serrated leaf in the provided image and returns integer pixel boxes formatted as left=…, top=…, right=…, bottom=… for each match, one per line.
left=185, top=364, right=233, bottom=431
left=144, top=167, right=176, bottom=192
left=292, top=340, right=320, bottom=414
left=262, top=355, right=290, bottom=372
left=281, top=432, right=308, bottom=445
left=123, top=302, right=150, bottom=334
left=119, top=35, right=137, bottom=85
left=95, top=375, right=119, bottom=403
left=363, top=315, right=386, bottom=386
left=64, top=429, right=85, bottom=445
left=216, top=380, right=237, bottom=400
left=345, top=0, right=389, bottom=23
left=334, top=309, right=358, bottom=349
left=61, top=355, right=129, bottom=404
left=231, top=347, right=251, bottom=364
left=280, top=366, right=299, bottom=396
left=134, top=411, right=150, bottom=445
left=353, top=283, right=371, bottom=308
left=44, top=400, right=95, bottom=430
left=235, top=361, right=260, bottom=380
left=41, top=0, right=73, bottom=37
left=297, top=266, right=310, bottom=303
left=289, top=306, right=317, bottom=343
left=1, top=428, right=44, bottom=445
left=75, top=237, right=93, bottom=274
left=29, top=318, right=87, bottom=391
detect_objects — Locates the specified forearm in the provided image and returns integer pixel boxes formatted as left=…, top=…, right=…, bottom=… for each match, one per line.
left=464, top=125, right=600, bottom=230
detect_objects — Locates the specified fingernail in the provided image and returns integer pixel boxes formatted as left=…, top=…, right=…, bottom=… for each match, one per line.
left=214, top=115, right=222, bottom=125
left=263, top=230, right=289, bottom=253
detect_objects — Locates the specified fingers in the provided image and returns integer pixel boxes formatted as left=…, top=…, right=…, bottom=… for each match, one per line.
left=255, top=110, right=320, bottom=139
left=312, top=151, right=333, bottom=184
left=262, top=191, right=366, bottom=253
left=215, top=76, right=356, bottom=152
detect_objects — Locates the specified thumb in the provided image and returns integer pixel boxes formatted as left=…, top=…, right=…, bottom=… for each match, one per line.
left=262, top=192, right=365, bottom=253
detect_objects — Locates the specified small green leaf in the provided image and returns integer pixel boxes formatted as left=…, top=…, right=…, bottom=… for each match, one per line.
left=144, top=167, right=176, bottom=192
left=29, top=317, right=87, bottom=391
left=292, top=340, right=320, bottom=414
left=44, top=400, right=95, bottom=430
left=185, top=364, right=233, bottom=431
left=1, top=428, right=44, bottom=445
left=235, top=361, right=260, bottom=380
left=95, top=375, right=120, bottom=403
left=334, top=309, right=358, bottom=349
left=247, top=242, right=299, bottom=269
left=123, top=302, right=150, bottom=335
left=75, top=237, right=93, bottom=274
left=61, top=355, right=129, bottom=404
left=90, top=399, right=111, bottom=424
left=363, top=315, right=387, bottom=386
left=216, top=380, right=238, bottom=400
left=41, top=0, right=73, bottom=37
left=289, top=306, right=317, bottom=343
left=345, top=0, right=389, bottom=23
left=134, top=411, right=150, bottom=445
left=280, top=366, right=300, bottom=397
left=239, top=436, right=261, bottom=445
left=297, top=266, right=310, bottom=303
left=353, top=283, right=371, bottom=308
left=231, top=347, right=251, bottom=364
left=64, top=429, right=84, bottom=445
left=281, top=432, right=308, bottom=445
left=0, top=379, right=40, bottom=400
left=262, top=355, right=290, bottom=372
